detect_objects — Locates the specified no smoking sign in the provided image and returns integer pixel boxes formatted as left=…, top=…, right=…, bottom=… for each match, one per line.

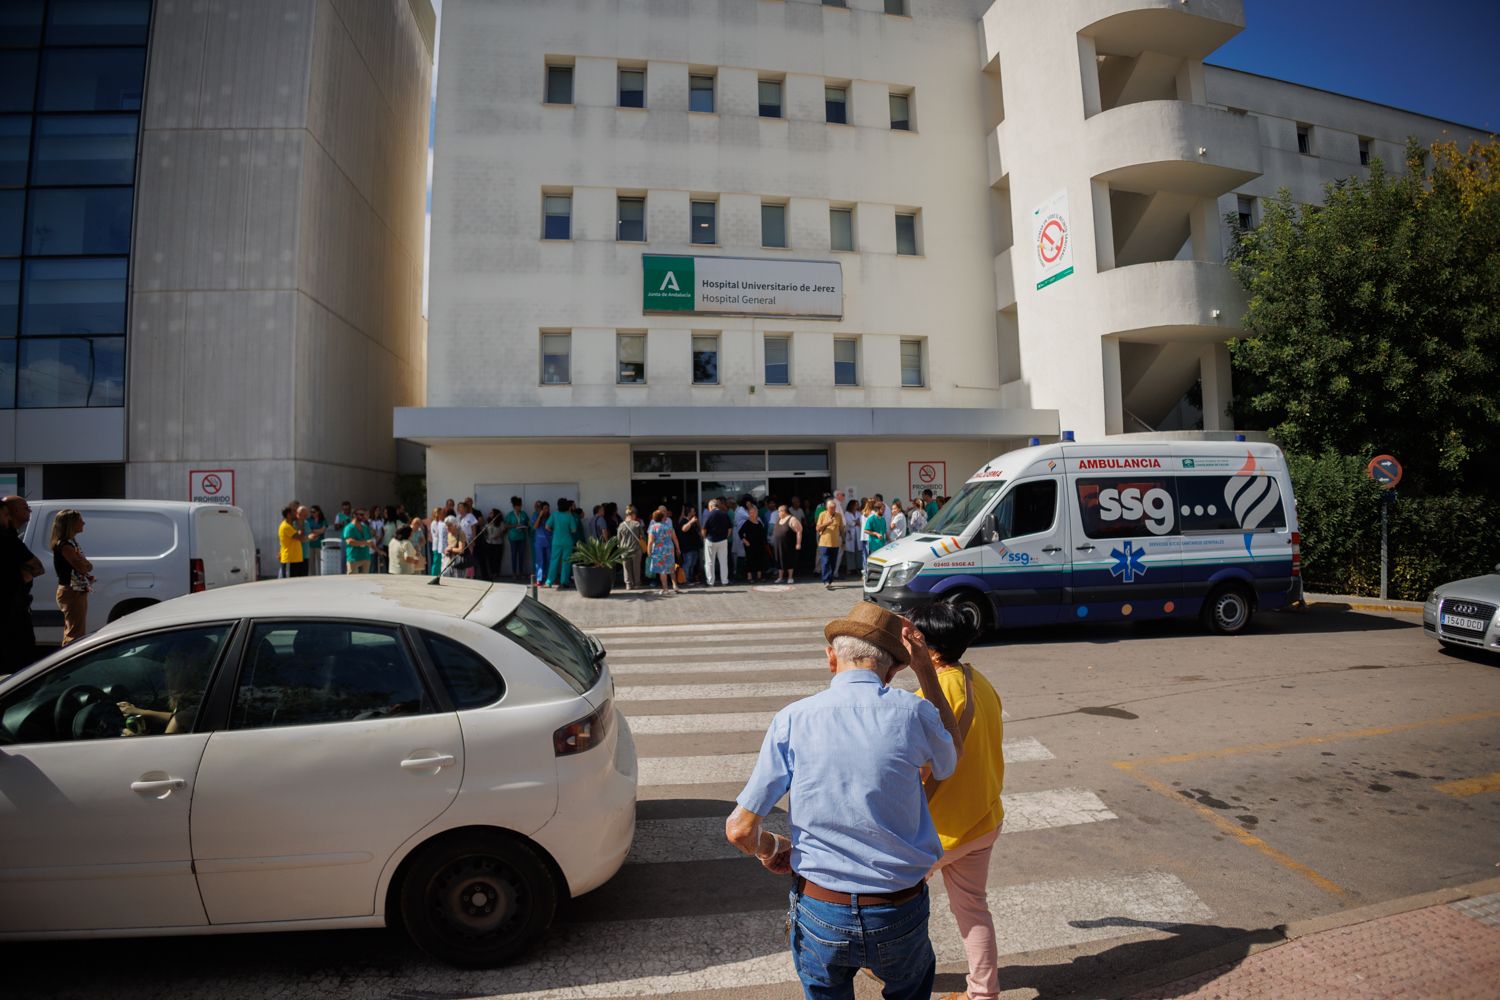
left=190, top=468, right=236, bottom=505
left=1037, top=217, right=1067, bottom=264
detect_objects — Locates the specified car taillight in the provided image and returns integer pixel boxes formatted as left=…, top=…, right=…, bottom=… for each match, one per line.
left=553, top=699, right=611, bottom=757
left=1290, top=532, right=1302, bottom=577
left=190, top=558, right=206, bottom=593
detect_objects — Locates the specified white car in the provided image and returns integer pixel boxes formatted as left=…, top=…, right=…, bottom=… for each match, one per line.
left=0, top=576, right=636, bottom=966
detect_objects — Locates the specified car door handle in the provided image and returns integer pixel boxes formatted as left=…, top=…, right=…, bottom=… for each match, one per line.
left=1042, top=546, right=1063, bottom=554
left=130, top=777, right=186, bottom=796
left=1075, top=544, right=1096, bottom=552
left=400, top=753, right=456, bottom=771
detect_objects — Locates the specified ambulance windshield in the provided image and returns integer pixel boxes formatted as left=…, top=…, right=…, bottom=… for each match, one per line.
left=924, top=481, right=1004, bottom=537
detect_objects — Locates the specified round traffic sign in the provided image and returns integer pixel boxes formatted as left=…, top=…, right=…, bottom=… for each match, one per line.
left=1366, top=454, right=1402, bottom=489
left=918, top=464, right=936, bottom=484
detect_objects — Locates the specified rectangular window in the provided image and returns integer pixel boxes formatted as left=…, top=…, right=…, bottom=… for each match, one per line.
left=1, top=117, right=33, bottom=186
left=0, top=190, right=20, bottom=257
left=20, top=257, right=127, bottom=334
left=823, top=0, right=847, bottom=6
left=834, top=338, right=857, bottom=386
left=689, top=74, right=715, bottom=113
left=830, top=208, right=854, bottom=251
left=758, top=79, right=783, bottom=119
left=0, top=1, right=43, bottom=48
left=691, top=199, right=716, bottom=244
left=633, top=450, right=697, bottom=474
left=45, top=0, right=152, bottom=46
left=764, top=335, right=790, bottom=385
left=993, top=480, right=1058, bottom=539
left=890, top=92, right=911, bottom=131
left=0, top=339, right=14, bottom=408
left=1358, top=137, right=1371, bottom=166
left=895, top=212, right=918, bottom=255
left=1296, top=123, right=1310, bottom=155
left=39, top=48, right=146, bottom=111
left=761, top=202, right=786, bottom=248
left=617, top=332, right=645, bottom=384
left=692, top=333, right=719, bottom=385
left=0, top=52, right=38, bottom=113
left=540, top=332, right=570, bottom=384
left=1236, top=195, right=1255, bottom=230
left=825, top=86, right=848, bottom=124
left=617, top=196, right=645, bottom=242
left=30, top=115, right=138, bottom=186
left=0, top=260, right=18, bottom=337
left=542, top=194, right=571, bottom=240
left=26, top=187, right=133, bottom=256
left=885, top=0, right=907, bottom=13
left=900, top=339, right=923, bottom=387
left=618, top=68, right=645, bottom=108
left=18, top=335, right=124, bottom=407
left=1176, top=474, right=1286, bottom=532
left=545, top=65, right=573, bottom=104
left=1075, top=477, right=1179, bottom=539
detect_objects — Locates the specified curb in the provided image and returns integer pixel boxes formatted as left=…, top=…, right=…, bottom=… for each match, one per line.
left=1303, top=592, right=1424, bottom=615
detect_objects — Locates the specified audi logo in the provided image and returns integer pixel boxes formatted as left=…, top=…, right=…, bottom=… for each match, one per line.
left=1450, top=602, right=1481, bottom=616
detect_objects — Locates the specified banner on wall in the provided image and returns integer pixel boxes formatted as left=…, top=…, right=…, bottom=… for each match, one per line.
left=1031, top=188, right=1074, bottom=290
left=643, top=254, right=843, bottom=319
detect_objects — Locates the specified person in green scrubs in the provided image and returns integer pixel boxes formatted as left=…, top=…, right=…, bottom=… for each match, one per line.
left=545, top=497, right=580, bottom=588
left=865, top=501, right=889, bottom=557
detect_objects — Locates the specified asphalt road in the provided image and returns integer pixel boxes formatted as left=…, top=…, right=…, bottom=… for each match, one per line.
left=6, top=602, right=1498, bottom=999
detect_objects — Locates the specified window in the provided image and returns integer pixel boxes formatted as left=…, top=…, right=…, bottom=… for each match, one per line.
left=823, top=0, right=847, bottom=6
left=761, top=202, right=786, bottom=248
left=543, top=193, right=571, bottom=240
left=1, top=117, right=33, bottom=186
left=900, top=339, right=923, bottom=387
left=632, top=449, right=697, bottom=473
left=825, top=86, right=848, bottom=124
left=229, top=622, right=435, bottom=730
left=18, top=335, right=123, bottom=406
left=1177, top=474, right=1286, bottom=532
left=885, top=0, right=907, bottom=13
left=0, top=52, right=38, bottom=112
left=690, top=74, right=715, bottom=113
left=45, top=0, right=152, bottom=46
left=834, top=337, right=857, bottom=386
left=38, top=49, right=146, bottom=111
left=0, top=260, right=17, bottom=338
left=895, top=212, right=918, bottom=255
left=1075, top=477, right=1179, bottom=539
left=0, top=624, right=229, bottom=743
left=21, top=257, right=127, bottom=334
left=617, top=196, right=645, bottom=241
left=617, top=331, right=645, bottom=384
left=1359, top=137, right=1371, bottom=166
left=1236, top=195, right=1254, bottom=230
left=993, top=480, right=1058, bottom=539
left=493, top=596, right=602, bottom=694
left=1, top=1, right=43, bottom=48
left=419, top=632, right=505, bottom=709
left=30, top=116, right=138, bottom=185
left=26, top=187, right=133, bottom=256
left=890, top=92, right=911, bottom=131
left=1296, top=123, right=1311, bottom=155
left=0, top=339, right=14, bottom=408
left=0, top=190, right=20, bottom=257
left=541, top=332, right=570, bottom=384
left=759, top=79, right=783, bottom=118
left=618, top=68, right=645, bottom=108
left=692, top=333, right=719, bottom=384
left=830, top=208, right=854, bottom=251
left=545, top=65, right=573, bottom=104
left=765, top=334, right=790, bottom=385
left=691, top=199, right=716, bottom=244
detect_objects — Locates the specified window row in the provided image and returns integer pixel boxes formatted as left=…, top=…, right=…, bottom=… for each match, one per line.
left=542, top=193, right=921, bottom=255
left=540, top=331, right=925, bottom=389
left=1, top=0, right=153, bottom=49
left=1, top=114, right=140, bottom=187
left=0, top=334, right=125, bottom=409
left=544, top=64, right=914, bottom=131
left=0, top=257, right=129, bottom=336
left=1, top=185, right=134, bottom=256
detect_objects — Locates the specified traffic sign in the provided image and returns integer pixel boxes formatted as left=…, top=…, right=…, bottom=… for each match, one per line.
left=1366, top=454, right=1402, bottom=490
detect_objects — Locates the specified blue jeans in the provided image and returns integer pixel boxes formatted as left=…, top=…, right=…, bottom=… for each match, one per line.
left=819, top=546, right=839, bottom=584
left=788, top=885, right=935, bottom=1000
left=533, top=535, right=551, bottom=584
left=681, top=547, right=701, bottom=585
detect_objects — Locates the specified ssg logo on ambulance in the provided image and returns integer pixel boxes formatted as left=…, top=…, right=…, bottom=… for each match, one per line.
left=1097, top=486, right=1175, bottom=535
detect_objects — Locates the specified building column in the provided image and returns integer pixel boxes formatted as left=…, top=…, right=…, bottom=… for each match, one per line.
left=1200, top=342, right=1234, bottom=431
left=1076, top=34, right=1101, bottom=118
left=1102, top=337, right=1125, bottom=435
left=1091, top=179, right=1116, bottom=273
left=1188, top=196, right=1221, bottom=262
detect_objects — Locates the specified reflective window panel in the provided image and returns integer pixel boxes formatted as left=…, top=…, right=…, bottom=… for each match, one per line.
left=31, top=115, right=138, bottom=185
left=39, top=48, right=147, bottom=111
left=20, top=257, right=128, bottom=334
left=18, top=334, right=124, bottom=407
left=26, top=187, right=134, bottom=256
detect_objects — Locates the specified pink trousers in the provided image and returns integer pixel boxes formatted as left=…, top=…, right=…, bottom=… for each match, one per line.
left=928, top=826, right=1001, bottom=1000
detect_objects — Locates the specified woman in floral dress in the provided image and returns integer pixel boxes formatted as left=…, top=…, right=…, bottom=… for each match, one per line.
left=646, top=508, right=680, bottom=594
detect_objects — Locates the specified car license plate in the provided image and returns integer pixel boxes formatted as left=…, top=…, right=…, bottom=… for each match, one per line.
left=1442, top=613, right=1486, bottom=631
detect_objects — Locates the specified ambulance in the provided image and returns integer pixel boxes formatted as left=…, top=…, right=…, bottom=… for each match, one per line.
left=864, top=439, right=1302, bottom=635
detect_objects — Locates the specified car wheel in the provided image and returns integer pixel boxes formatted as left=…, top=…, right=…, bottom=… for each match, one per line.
left=945, top=591, right=988, bottom=634
left=399, top=831, right=558, bottom=968
left=1203, top=584, right=1254, bottom=635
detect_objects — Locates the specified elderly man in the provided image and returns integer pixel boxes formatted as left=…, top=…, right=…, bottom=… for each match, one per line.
left=726, top=602, right=965, bottom=1000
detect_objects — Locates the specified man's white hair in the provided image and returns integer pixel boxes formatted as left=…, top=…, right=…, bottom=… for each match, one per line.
left=831, top=634, right=894, bottom=671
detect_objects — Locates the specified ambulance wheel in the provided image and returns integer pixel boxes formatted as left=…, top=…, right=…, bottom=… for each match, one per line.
left=945, top=592, right=989, bottom=634
left=1203, top=584, right=1254, bottom=635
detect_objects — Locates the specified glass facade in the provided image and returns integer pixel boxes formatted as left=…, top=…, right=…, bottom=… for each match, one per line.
left=1, top=0, right=148, bottom=409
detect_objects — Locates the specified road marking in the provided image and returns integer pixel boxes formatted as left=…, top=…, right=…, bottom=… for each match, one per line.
left=617, top=681, right=829, bottom=703
left=1434, top=772, right=1500, bottom=798
left=640, top=738, right=1053, bottom=786
left=607, top=643, right=822, bottom=659
left=609, top=658, right=823, bottom=675
left=626, top=788, right=1114, bottom=864
left=601, top=634, right=823, bottom=648
left=589, top=620, right=824, bottom=636
left=381, top=871, right=1208, bottom=998
left=626, top=705, right=1011, bottom=733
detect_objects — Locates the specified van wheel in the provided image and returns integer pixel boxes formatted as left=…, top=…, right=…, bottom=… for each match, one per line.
left=1203, top=584, right=1254, bottom=635
left=108, top=599, right=158, bottom=623
left=398, top=831, right=558, bottom=968
left=945, top=592, right=989, bottom=634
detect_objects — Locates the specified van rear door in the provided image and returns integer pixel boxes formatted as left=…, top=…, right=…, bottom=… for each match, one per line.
left=191, top=506, right=255, bottom=590
left=1066, top=456, right=1183, bottom=621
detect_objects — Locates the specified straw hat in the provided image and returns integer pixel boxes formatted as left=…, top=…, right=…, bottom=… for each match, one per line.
left=824, top=601, right=910, bottom=665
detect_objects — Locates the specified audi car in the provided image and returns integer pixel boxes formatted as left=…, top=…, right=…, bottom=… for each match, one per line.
left=1423, top=562, right=1500, bottom=657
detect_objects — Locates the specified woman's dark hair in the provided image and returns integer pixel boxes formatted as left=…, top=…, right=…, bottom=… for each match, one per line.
left=907, top=603, right=980, bottom=664
left=395, top=524, right=412, bottom=541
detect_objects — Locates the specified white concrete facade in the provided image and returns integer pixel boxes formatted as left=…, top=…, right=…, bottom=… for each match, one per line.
left=410, top=0, right=1483, bottom=509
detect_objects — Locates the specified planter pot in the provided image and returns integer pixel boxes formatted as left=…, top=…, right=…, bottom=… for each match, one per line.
left=573, top=565, right=615, bottom=599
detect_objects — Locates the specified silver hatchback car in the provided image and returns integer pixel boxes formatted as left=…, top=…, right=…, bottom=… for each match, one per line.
left=1423, top=562, right=1500, bottom=656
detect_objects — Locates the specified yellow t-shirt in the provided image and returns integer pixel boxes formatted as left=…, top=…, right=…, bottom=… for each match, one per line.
left=277, top=520, right=303, bottom=564
left=919, top=664, right=1005, bottom=850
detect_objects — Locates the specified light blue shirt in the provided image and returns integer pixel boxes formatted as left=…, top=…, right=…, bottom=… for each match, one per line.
left=736, top=670, right=957, bottom=894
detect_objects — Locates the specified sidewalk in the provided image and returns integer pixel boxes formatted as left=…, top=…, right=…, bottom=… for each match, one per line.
left=1122, top=881, right=1500, bottom=1000
left=1303, top=592, right=1424, bottom=615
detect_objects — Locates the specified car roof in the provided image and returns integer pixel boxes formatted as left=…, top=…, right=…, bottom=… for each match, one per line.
left=25, top=499, right=241, bottom=513
left=93, top=576, right=529, bottom=638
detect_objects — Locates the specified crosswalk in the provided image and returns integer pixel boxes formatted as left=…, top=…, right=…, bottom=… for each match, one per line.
left=464, top=620, right=1211, bottom=998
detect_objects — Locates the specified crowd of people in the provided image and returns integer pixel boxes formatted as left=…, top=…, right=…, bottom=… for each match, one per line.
left=1, top=496, right=98, bottom=667
left=273, top=489, right=949, bottom=594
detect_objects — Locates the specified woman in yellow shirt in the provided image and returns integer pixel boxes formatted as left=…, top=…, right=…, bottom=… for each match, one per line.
left=909, top=603, right=1005, bottom=1000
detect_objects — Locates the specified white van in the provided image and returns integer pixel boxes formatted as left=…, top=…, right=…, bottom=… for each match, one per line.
left=865, top=440, right=1302, bottom=636
left=20, top=501, right=256, bottom=644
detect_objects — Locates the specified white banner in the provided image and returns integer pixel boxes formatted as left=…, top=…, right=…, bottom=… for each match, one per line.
left=1031, top=189, right=1074, bottom=290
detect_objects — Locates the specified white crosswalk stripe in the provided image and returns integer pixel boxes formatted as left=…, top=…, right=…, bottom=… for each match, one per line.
left=602, top=634, right=823, bottom=648
left=589, top=620, right=819, bottom=636
left=607, top=643, right=820, bottom=658
left=626, top=705, right=1011, bottom=733
left=608, top=657, right=823, bottom=674
left=617, top=680, right=829, bottom=702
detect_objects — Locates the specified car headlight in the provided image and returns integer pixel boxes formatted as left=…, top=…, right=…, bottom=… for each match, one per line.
left=1425, top=591, right=1439, bottom=607
left=885, top=561, right=924, bottom=588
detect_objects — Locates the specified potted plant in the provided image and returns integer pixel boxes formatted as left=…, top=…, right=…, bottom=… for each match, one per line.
left=570, top=537, right=629, bottom=598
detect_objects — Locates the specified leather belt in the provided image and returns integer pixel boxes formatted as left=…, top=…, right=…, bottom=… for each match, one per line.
left=795, top=875, right=923, bottom=907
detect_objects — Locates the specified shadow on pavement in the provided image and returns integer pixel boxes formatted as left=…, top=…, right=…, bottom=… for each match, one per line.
left=970, top=604, right=1416, bottom=650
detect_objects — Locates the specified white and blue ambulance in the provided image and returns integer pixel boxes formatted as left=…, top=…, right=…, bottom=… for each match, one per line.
left=864, top=439, right=1302, bottom=635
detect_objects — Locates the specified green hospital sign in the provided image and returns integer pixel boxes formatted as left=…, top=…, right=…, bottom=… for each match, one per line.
left=643, top=254, right=843, bottom=319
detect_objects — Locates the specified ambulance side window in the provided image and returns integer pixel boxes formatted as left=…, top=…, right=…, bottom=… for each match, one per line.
left=1177, top=475, right=1286, bottom=533
left=994, top=480, right=1057, bottom=539
left=1075, top=477, right=1179, bottom=539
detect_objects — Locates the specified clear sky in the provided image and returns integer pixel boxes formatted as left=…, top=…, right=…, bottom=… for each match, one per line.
left=1209, top=0, right=1500, bottom=133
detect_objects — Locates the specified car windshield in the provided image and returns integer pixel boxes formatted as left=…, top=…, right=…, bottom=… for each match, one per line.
left=493, top=596, right=601, bottom=694
left=924, top=480, right=1005, bottom=536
